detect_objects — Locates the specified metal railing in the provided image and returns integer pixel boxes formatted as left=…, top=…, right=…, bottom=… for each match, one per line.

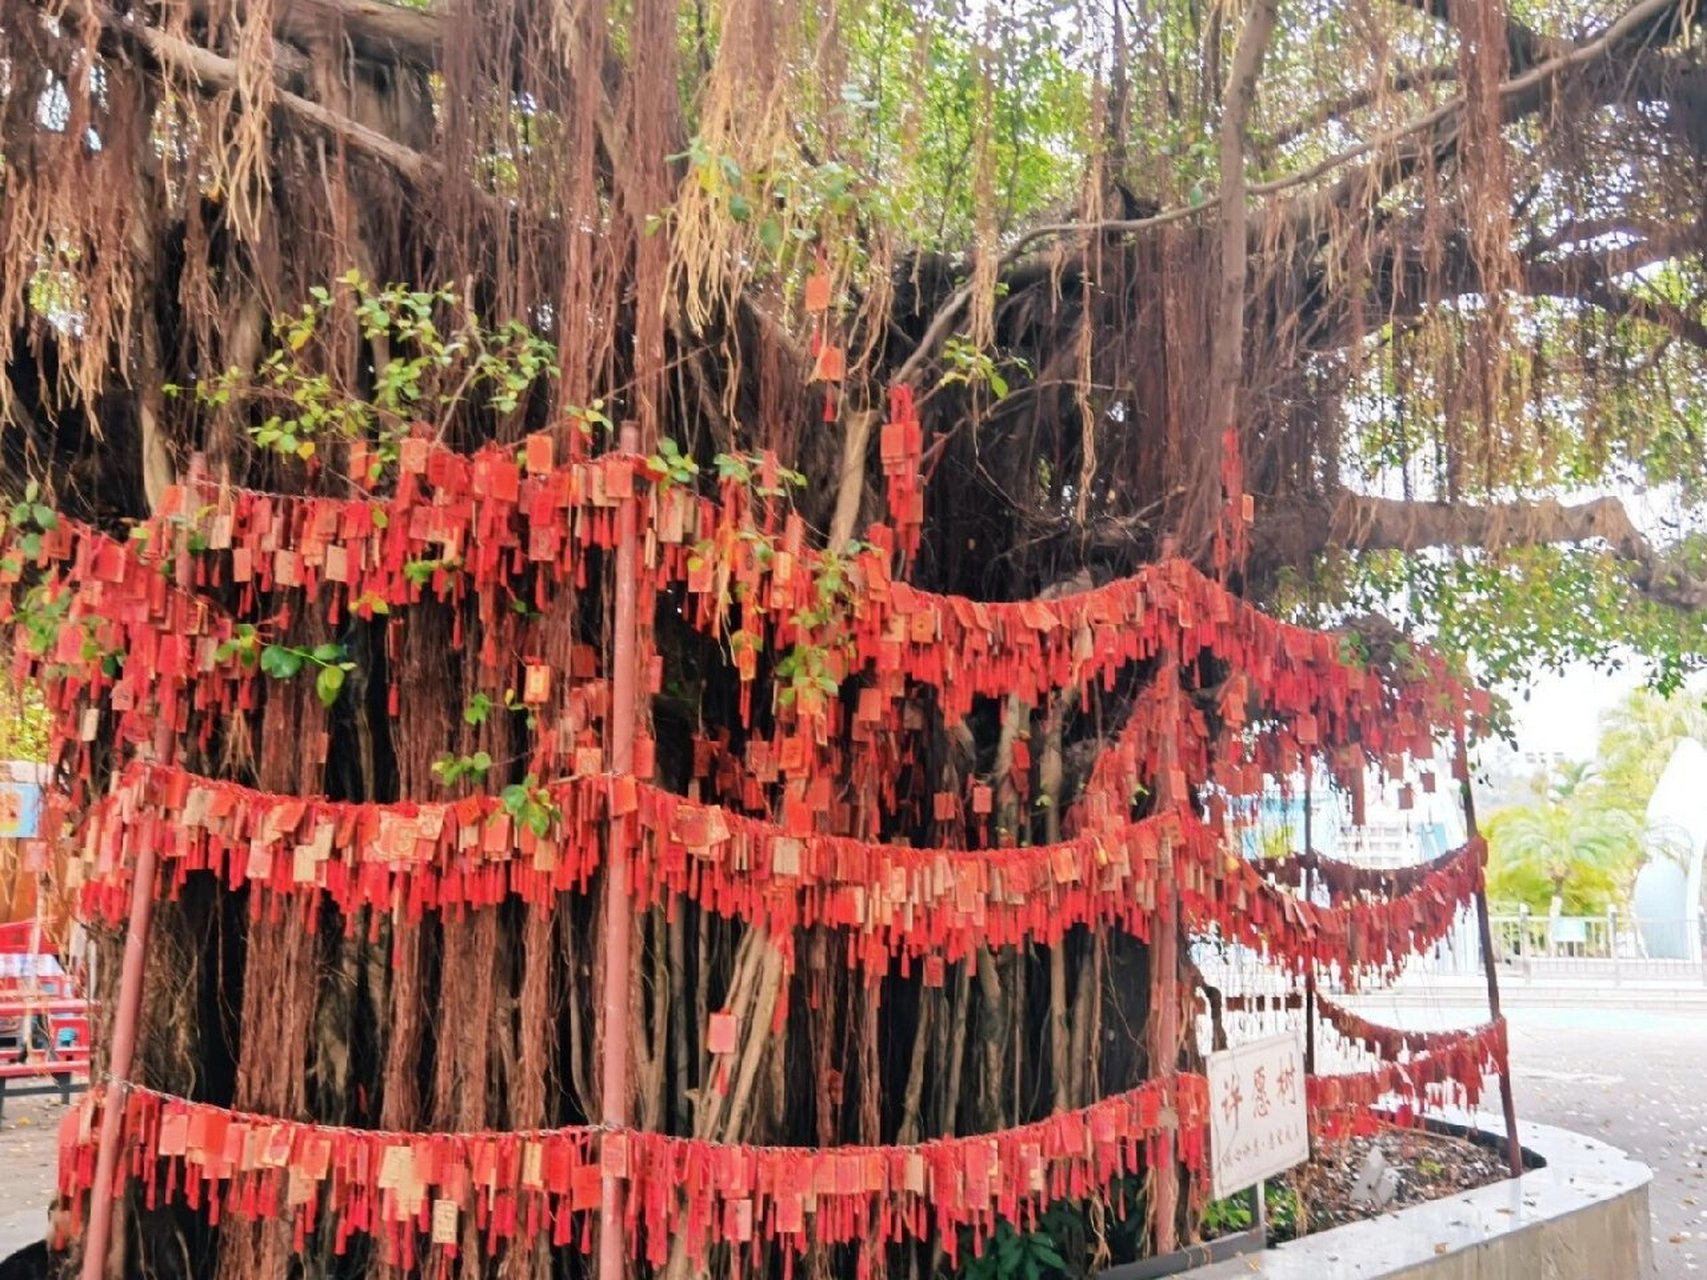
left=1487, top=910, right=1706, bottom=982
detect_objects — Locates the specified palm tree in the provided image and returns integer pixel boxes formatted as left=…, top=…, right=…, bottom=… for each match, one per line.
left=1485, top=769, right=1643, bottom=917
left=1598, top=689, right=1707, bottom=822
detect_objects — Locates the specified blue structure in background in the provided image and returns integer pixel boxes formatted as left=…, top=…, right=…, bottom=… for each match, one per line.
left=0, top=772, right=41, bottom=839
left=1231, top=784, right=1452, bottom=861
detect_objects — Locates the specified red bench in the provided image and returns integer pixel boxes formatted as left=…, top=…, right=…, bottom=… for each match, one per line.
left=0, top=923, right=95, bottom=1118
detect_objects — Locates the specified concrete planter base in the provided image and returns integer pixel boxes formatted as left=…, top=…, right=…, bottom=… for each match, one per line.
left=1191, top=1115, right=1651, bottom=1280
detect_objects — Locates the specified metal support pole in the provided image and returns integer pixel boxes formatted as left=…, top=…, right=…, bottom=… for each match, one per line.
left=1302, top=771, right=1316, bottom=1077
left=1607, top=908, right=1620, bottom=985
left=1252, top=1180, right=1267, bottom=1244
left=78, top=841, right=160, bottom=1280
left=1456, top=729, right=1523, bottom=1180
left=1517, top=904, right=1531, bottom=979
left=597, top=423, right=643, bottom=1280
left=1149, top=611, right=1181, bottom=1255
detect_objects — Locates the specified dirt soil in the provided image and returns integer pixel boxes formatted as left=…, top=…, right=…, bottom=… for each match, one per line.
left=1275, top=1125, right=1510, bottom=1242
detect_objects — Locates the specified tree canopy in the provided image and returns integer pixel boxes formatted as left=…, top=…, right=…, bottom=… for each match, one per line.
left=4, top=0, right=1707, bottom=690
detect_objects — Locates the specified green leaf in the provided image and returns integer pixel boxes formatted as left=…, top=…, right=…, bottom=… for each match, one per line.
left=31, top=506, right=57, bottom=531
left=472, top=751, right=493, bottom=773
left=259, top=645, right=305, bottom=680
left=1030, top=1242, right=1066, bottom=1270
left=500, top=784, right=529, bottom=815
left=311, top=642, right=344, bottom=663
left=314, top=664, right=346, bottom=707
left=525, top=807, right=551, bottom=838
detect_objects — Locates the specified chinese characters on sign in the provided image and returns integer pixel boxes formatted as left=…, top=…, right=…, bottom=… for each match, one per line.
left=1206, top=1031, right=1309, bottom=1199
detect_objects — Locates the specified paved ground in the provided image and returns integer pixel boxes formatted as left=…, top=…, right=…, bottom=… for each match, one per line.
left=1369, top=1002, right=1707, bottom=1277
left=0, top=1093, right=62, bottom=1260
left=0, top=1005, right=1697, bottom=1273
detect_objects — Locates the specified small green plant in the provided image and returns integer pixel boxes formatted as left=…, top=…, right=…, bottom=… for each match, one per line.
left=773, top=643, right=840, bottom=712
left=565, top=399, right=614, bottom=440
left=939, top=336, right=1028, bottom=400
left=499, top=774, right=559, bottom=837
left=166, top=273, right=557, bottom=474
left=248, top=639, right=358, bottom=707
left=403, top=557, right=459, bottom=589
left=10, top=583, right=124, bottom=679
left=1201, top=1193, right=1253, bottom=1237
left=646, top=437, right=699, bottom=488
left=502, top=686, right=540, bottom=731
left=712, top=451, right=806, bottom=497
left=957, top=1218, right=1070, bottom=1280
left=432, top=751, right=493, bottom=786
left=4, top=481, right=59, bottom=561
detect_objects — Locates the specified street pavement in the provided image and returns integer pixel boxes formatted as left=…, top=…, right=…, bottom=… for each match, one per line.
left=1361, top=1002, right=1707, bottom=1277
left=0, top=1094, right=59, bottom=1263
left=0, top=1004, right=1698, bottom=1273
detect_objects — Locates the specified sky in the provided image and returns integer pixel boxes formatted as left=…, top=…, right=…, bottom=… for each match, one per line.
left=1501, top=663, right=1645, bottom=762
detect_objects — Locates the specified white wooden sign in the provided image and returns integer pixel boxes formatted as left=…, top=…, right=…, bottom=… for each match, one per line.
left=1206, top=1031, right=1309, bottom=1199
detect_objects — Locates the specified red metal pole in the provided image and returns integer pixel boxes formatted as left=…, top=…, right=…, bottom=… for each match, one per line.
left=597, top=422, right=643, bottom=1280
left=1456, top=727, right=1523, bottom=1180
left=78, top=840, right=159, bottom=1280
left=1149, top=620, right=1181, bottom=1254
left=1302, top=770, right=1316, bottom=1076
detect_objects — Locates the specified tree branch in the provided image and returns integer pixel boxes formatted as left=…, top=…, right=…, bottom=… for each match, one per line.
left=1277, top=0, right=1687, bottom=234
left=69, top=2, right=436, bottom=181
left=1267, top=62, right=1459, bottom=149
left=1390, top=0, right=1573, bottom=72
left=899, top=0, right=1689, bottom=384
left=1304, top=492, right=1707, bottom=611
left=1207, top=0, right=1280, bottom=440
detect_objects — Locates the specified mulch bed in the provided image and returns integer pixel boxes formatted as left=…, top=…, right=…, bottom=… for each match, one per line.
left=1266, top=1124, right=1511, bottom=1243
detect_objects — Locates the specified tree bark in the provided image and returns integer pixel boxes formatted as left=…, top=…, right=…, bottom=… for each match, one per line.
left=1259, top=491, right=1707, bottom=611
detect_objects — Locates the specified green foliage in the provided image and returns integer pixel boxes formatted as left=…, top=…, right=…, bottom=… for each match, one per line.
left=1596, top=689, right=1707, bottom=833
left=1305, top=545, right=1707, bottom=698
left=3, top=480, right=59, bottom=561
left=939, top=336, right=1028, bottom=400
left=403, top=558, right=460, bottom=590
left=646, top=438, right=700, bottom=489
left=834, top=0, right=1090, bottom=250
left=241, top=637, right=357, bottom=708
left=956, top=1217, right=1072, bottom=1280
left=432, top=751, right=494, bottom=787
left=499, top=775, right=560, bottom=838
left=1200, top=1193, right=1252, bottom=1237
left=1485, top=765, right=1642, bottom=913
left=9, top=583, right=123, bottom=681
left=0, top=681, right=50, bottom=762
left=166, top=273, right=556, bottom=472
left=712, top=451, right=806, bottom=497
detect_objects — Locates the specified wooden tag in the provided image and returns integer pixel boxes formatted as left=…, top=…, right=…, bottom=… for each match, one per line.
left=707, top=1012, right=738, bottom=1056
left=524, top=433, right=554, bottom=475
left=523, top=663, right=551, bottom=705
left=431, top=1198, right=459, bottom=1244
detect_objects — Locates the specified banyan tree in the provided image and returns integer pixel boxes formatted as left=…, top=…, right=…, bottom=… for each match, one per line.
left=3, top=0, right=1706, bottom=1275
